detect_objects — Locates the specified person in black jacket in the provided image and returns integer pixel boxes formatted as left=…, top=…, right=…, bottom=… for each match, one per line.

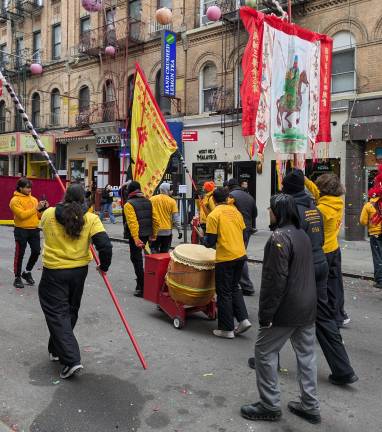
left=99, top=184, right=116, bottom=224
left=123, top=181, right=160, bottom=297
left=282, top=169, right=358, bottom=386
left=241, top=194, right=320, bottom=425
left=228, top=178, right=257, bottom=295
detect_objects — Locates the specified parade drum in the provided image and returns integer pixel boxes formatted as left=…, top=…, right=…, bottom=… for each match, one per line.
left=166, top=244, right=216, bottom=306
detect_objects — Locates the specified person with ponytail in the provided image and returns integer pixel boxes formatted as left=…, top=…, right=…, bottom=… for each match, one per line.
left=360, top=165, right=382, bottom=288
left=38, top=184, right=112, bottom=379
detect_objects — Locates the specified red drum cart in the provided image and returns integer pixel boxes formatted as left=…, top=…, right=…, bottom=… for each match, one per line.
left=143, top=252, right=217, bottom=329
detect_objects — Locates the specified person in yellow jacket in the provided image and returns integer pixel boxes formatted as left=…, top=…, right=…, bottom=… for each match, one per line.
left=360, top=194, right=382, bottom=288
left=304, top=174, right=350, bottom=328
left=150, top=182, right=182, bottom=253
left=9, top=178, right=49, bottom=289
left=124, top=181, right=160, bottom=297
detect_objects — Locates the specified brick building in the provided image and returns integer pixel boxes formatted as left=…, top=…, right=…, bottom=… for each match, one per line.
left=0, top=0, right=381, bottom=238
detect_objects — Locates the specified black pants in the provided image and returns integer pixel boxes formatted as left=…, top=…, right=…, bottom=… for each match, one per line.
left=129, top=236, right=149, bottom=291
left=13, top=227, right=41, bottom=277
left=315, top=261, right=355, bottom=379
left=370, top=236, right=382, bottom=284
left=151, top=235, right=172, bottom=254
left=38, top=266, right=88, bottom=367
left=215, top=259, right=248, bottom=331
left=239, top=229, right=254, bottom=293
left=325, top=248, right=347, bottom=325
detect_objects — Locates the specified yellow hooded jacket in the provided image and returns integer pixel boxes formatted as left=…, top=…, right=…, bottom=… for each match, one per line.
left=9, top=191, right=41, bottom=229
left=360, top=198, right=382, bottom=236
left=305, top=178, right=344, bottom=254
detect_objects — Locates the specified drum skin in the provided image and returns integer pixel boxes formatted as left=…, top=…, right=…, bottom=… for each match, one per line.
left=166, top=259, right=216, bottom=307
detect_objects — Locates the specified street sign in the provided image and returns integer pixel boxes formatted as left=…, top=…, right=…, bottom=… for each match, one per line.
left=182, top=130, right=198, bottom=142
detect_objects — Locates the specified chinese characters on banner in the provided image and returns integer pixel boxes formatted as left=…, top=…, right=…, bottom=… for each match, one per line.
left=130, top=63, right=177, bottom=197
left=240, top=7, right=332, bottom=160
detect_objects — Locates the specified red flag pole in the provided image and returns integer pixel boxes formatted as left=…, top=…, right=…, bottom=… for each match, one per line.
left=0, top=71, right=147, bottom=370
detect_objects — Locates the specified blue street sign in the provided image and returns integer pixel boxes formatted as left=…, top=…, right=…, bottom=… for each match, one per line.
left=161, top=30, right=176, bottom=98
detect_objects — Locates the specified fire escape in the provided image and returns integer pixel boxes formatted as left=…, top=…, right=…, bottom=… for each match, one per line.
left=72, top=11, right=145, bottom=130
left=0, top=0, right=43, bottom=132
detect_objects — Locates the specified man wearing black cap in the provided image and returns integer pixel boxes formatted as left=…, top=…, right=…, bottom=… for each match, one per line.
left=281, top=169, right=358, bottom=386
left=228, top=178, right=257, bottom=295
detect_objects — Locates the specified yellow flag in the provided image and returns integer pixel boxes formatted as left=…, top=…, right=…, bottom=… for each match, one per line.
left=131, top=63, right=177, bottom=197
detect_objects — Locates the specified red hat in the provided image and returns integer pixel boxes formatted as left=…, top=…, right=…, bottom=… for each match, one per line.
left=203, top=181, right=215, bottom=192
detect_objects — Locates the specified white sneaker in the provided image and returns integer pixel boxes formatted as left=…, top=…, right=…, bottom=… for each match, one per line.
left=234, top=319, right=252, bottom=335
left=342, top=317, right=351, bottom=326
left=213, top=329, right=235, bottom=339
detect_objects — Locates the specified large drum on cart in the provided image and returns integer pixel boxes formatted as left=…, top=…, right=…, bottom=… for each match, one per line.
left=165, top=244, right=216, bottom=307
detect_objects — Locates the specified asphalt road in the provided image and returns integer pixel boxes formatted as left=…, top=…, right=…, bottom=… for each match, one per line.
left=0, top=226, right=382, bottom=432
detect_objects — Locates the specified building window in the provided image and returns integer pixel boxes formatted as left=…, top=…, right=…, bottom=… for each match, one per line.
left=103, top=80, right=115, bottom=121
left=33, top=31, right=41, bottom=63
left=31, top=93, right=40, bottom=128
left=105, top=9, right=116, bottom=46
left=51, top=88, right=60, bottom=126
left=1, top=0, right=8, bottom=11
left=157, top=0, right=172, bottom=7
left=0, top=100, right=5, bottom=132
left=332, top=31, right=356, bottom=94
left=200, top=0, right=216, bottom=26
left=155, top=70, right=171, bottom=115
left=15, top=37, right=24, bottom=68
left=79, top=85, right=90, bottom=112
left=0, top=43, right=7, bottom=68
left=80, top=16, right=90, bottom=35
left=52, top=23, right=61, bottom=60
left=200, top=62, right=218, bottom=113
left=129, top=0, right=141, bottom=19
left=127, top=74, right=135, bottom=107
left=235, top=58, right=243, bottom=108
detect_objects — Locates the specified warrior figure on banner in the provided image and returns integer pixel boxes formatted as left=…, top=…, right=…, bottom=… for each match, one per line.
left=276, top=55, right=309, bottom=134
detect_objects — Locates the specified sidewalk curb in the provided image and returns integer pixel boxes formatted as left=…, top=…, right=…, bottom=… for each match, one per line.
left=109, top=237, right=374, bottom=281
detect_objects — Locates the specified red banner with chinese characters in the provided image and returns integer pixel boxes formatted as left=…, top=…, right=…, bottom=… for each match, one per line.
left=240, top=7, right=333, bottom=159
left=130, top=63, right=177, bottom=197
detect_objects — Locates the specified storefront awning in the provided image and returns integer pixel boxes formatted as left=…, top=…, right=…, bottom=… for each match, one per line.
left=56, top=129, right=95, bottom=142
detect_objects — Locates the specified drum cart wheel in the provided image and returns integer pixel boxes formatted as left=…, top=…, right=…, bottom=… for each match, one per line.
left=173, top=316, right=185, bottom=329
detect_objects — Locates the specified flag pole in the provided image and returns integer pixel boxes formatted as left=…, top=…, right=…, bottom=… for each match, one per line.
left=0, top=71, right=147, bottom=370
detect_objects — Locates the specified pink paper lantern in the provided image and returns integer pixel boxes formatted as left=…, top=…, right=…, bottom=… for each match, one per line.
left=81, top=0, right=102, bottom=12
left=155, top=7, right=172, bottom=25
left=206, top=5, right=222, bottom=21
left=105, top=45, right=116, bottom=56
left=30, top=63, right=43, bottom=75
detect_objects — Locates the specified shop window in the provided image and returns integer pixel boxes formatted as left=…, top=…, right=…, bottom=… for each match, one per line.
left=155, top=69, right=171, bottom=115
left=69, top=159, right=85, bottom=184
left=56, top=142, right=67, bottom=170
left=0, top=100, right=5, bottom=132
left=200, top=62, right=218, bottom=113
left=52, top=23, right=61, bottom=60
left=51, top=88, right=61, bottom=126
left=332, top=31, right=356, bottom=94
left=31, top=93, right=40, bottom=128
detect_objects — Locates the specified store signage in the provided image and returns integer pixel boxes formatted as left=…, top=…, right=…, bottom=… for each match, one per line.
left=182, top=130, right=198, bottom=142
left=96, top=135, right=121, bottom=145
left=19, top=134, right=54, bottom=153
left=161, top=30, right=177, bottom=98
left=0, top=134, right=17, bottom=154
left=197, top=149, right=217, bottom=161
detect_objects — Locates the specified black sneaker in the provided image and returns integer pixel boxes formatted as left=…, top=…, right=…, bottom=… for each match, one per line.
left=21, top=271, right=35, bottom=285
left=329, top=373, right=359, bottom=386
left=60, top=364, right=83, bottom=379
left=13, top=277, right=24, bottom=289
left=248, top=357, right=256, bottom=370
left=287, top=401, right=321, bottom=424
left=242, top=290, right=255, bottom=296
left=241, top=402, right=282, bottom=422
left=134, top=289, right=143, bottom=298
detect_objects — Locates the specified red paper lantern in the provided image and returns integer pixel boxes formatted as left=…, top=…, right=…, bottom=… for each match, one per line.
left=105, top=45, right=116, bottom=56
left=30, top=63, right=43, bottom=75
left=81, top=0, right=102, bottom=12
left=155, top=7, right=172, bottom=25
left=206, top=5, right=222, bottom=22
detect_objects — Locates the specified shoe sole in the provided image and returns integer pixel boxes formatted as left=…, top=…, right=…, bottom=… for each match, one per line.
left=329, top=376, right=359, bottom=386
left=241, top=412, right=281, bottom=422
left=60, top=365, right=83, bottom=379
left=234, top=325, right=252, bottom=336
left=288, top=406, right=321, bottom=424
left=21, top=276, right=35, bottom=285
